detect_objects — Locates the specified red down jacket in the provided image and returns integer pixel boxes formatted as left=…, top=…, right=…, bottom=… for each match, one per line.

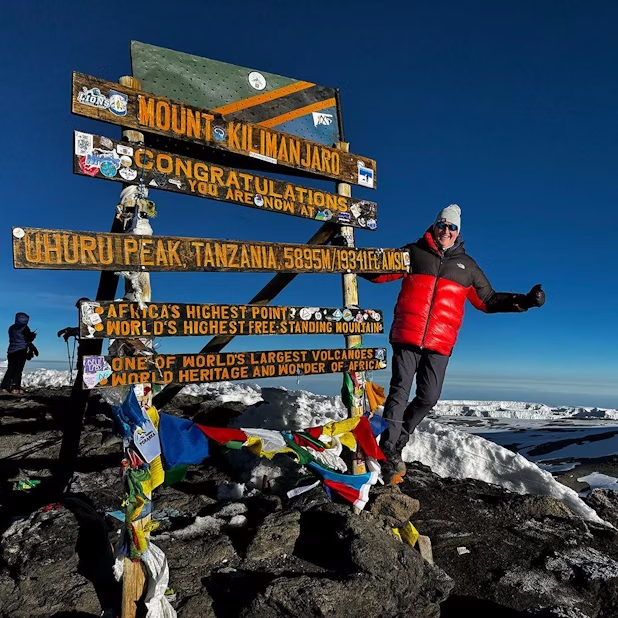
left=365, top=230, right=523, bottom=356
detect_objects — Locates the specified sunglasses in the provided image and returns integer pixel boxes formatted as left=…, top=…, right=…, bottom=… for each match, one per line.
left=436, top=222, right=458, bottom=232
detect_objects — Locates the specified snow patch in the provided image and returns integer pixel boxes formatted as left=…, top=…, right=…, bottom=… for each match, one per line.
left=179, top=381, right=263, bottom=406
left=404, top=419, right=606, bottom=523
left=217, top=483, right=245, bottom=501
left=433, top=400, right=618, bottom=421
left=230, top=386, right=347, bottom=430
left=577, top=472, right=618, bottom=494
left=157, top=515, right=221, bottom=541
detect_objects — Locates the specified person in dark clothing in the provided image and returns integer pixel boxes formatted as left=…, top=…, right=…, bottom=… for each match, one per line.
left=1, top=312, right=37, bottom=394
left=363, top=205, right=546, bottom=483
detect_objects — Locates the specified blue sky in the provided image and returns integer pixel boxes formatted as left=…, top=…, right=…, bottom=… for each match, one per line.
left=1, top=1, right=617, bottom=407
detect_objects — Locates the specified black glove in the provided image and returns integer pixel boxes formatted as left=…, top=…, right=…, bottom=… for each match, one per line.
left=513, top=284, right=545, bottom=311
left=526, top=284, right=545, bottom=308
left=57, top=327, right=75, bottom=342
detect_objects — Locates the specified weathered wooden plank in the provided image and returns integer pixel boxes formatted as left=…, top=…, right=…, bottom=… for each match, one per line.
left=79, top=301, right=384, bottom=338
left=82, top=347, right=388, bottom=389
left=73, top=132, right=378, bottom=230
left=12, top=227, right=409, bottom=274
left=72, top=72, right=377, bottom=187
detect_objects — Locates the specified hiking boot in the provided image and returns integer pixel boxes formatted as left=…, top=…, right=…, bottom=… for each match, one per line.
left=381, top=446, right=407, bottom=485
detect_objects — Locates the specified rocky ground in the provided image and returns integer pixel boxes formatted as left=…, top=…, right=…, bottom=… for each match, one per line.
left=2, top=388, right=618, bottom=617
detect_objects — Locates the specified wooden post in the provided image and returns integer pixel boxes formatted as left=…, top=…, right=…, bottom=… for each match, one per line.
left=113, top=75, right=152, bottom=618
left=417, top=535, right=434, bottom=564
left=55, top=75, right=141, bottom=492
left=121, top=387, right=152, bottom=618
left=336, top=142, right=366, bottom=476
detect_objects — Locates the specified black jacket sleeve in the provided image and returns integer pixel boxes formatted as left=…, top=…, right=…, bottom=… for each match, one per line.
left=467, top=264, right=529, bottom=313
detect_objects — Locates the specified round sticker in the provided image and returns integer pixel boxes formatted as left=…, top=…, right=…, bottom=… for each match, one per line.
left=100, top=160, right=118, bottom=178
left=367, top=219, right=377, bottom=230
left=12, top=227, right=25, bottom=239
left=342, top=309, right=353, bottom=322
left=213, top=126, right=226, bottom=140
left=248, top=71, right=267, bottom=90
left=79, top=156, right=100, bottom=177
left=322, top=209, right=332, bottom=221
left=299, top=307, right=312, bottom=320
left=254, top=194, right=264, bottom=207
left=314, top=312, right=322, bottom=320
left=120, top=155, right=132, bottom=167
left=119, top=167, right=138, bottom=181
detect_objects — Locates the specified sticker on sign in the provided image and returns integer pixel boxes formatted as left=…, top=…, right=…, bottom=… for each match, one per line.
left=312, top=112, right=334, bottom=127
left=75, top=132, right=93, bottom=156
left=357, top=162, right=375, bottom=188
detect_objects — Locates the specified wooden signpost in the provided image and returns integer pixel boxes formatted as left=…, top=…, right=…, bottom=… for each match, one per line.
left=13, top=47, right=404, bottom=618
left=82, top=347, right=388, bottom=389
left=72, top=72, right=377, bottom=187
left=78, top=301, right=384, bottom=338
left=73, top=132, right=378, bottom=229
left=12, top=227, right=408, bottom=273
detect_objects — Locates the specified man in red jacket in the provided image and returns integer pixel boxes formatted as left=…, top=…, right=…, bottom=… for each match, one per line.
left=363, top=204, right=545, bottom=483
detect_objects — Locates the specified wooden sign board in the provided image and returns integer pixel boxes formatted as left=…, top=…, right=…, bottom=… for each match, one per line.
left=131, top=41, right=343, bottom=147
left=79, top=301, right=384, bottom=338
left=73, top=132, right=378, bottom=230
left=82, top=347, right=388, bottom=389
left=72, top=72, right=377, bottom=188
left=12, top=227, right=410, bottom=274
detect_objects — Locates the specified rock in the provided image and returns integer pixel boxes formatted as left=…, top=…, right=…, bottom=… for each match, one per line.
left=241, top=574, right=441, bottom=618
left=6, top=388, right=618, bottom=618
left=503, top=495, right=575, bottom=520
left=177, top=589, right=216, bottom=618
left=584, top=489, right=618, bottom=528
left=160, top=534, right=239, bottom=601
left=245, top=510, right=300, bottom=562
left=369, top=485, right=421, bottom=527
left=1, top=507, right=103, bottom=617
left=401, top=462, right=618, bottom=617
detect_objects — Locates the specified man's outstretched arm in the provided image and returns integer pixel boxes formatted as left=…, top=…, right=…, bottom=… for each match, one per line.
left=359, top=272, right=405, bottom=284
left=468, top=266, right=545, bottom=313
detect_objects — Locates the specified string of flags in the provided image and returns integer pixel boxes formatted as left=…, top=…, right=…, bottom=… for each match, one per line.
left=112, top=386, right=389, bottom=516
left=108, top=383, right=390, bottom=617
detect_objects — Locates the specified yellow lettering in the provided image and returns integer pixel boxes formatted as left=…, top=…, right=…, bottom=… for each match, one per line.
left=138, top=97, right=155, bottom=127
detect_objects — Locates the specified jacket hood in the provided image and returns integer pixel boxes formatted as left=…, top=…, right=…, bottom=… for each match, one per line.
left=14, top=312, right=29, bottom=325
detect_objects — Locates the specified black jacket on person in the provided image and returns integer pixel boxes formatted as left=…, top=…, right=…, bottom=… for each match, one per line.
left=7, top=313, right=36, bottom=354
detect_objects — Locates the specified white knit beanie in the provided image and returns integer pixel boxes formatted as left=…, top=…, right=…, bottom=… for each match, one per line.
left=434, top=204, right=461, bottom=231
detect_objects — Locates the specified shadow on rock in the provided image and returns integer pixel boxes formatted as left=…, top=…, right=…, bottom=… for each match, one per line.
left=61, top=493, right=121, bottom=616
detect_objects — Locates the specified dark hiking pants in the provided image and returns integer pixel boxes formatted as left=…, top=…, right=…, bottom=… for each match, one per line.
left=1, top=349, right=28, bottom=391
left=382, top=343, right=450, bottom=453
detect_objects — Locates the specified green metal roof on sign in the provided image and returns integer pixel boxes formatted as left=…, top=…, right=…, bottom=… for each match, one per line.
left=130, top=41, right=342, bottom=147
